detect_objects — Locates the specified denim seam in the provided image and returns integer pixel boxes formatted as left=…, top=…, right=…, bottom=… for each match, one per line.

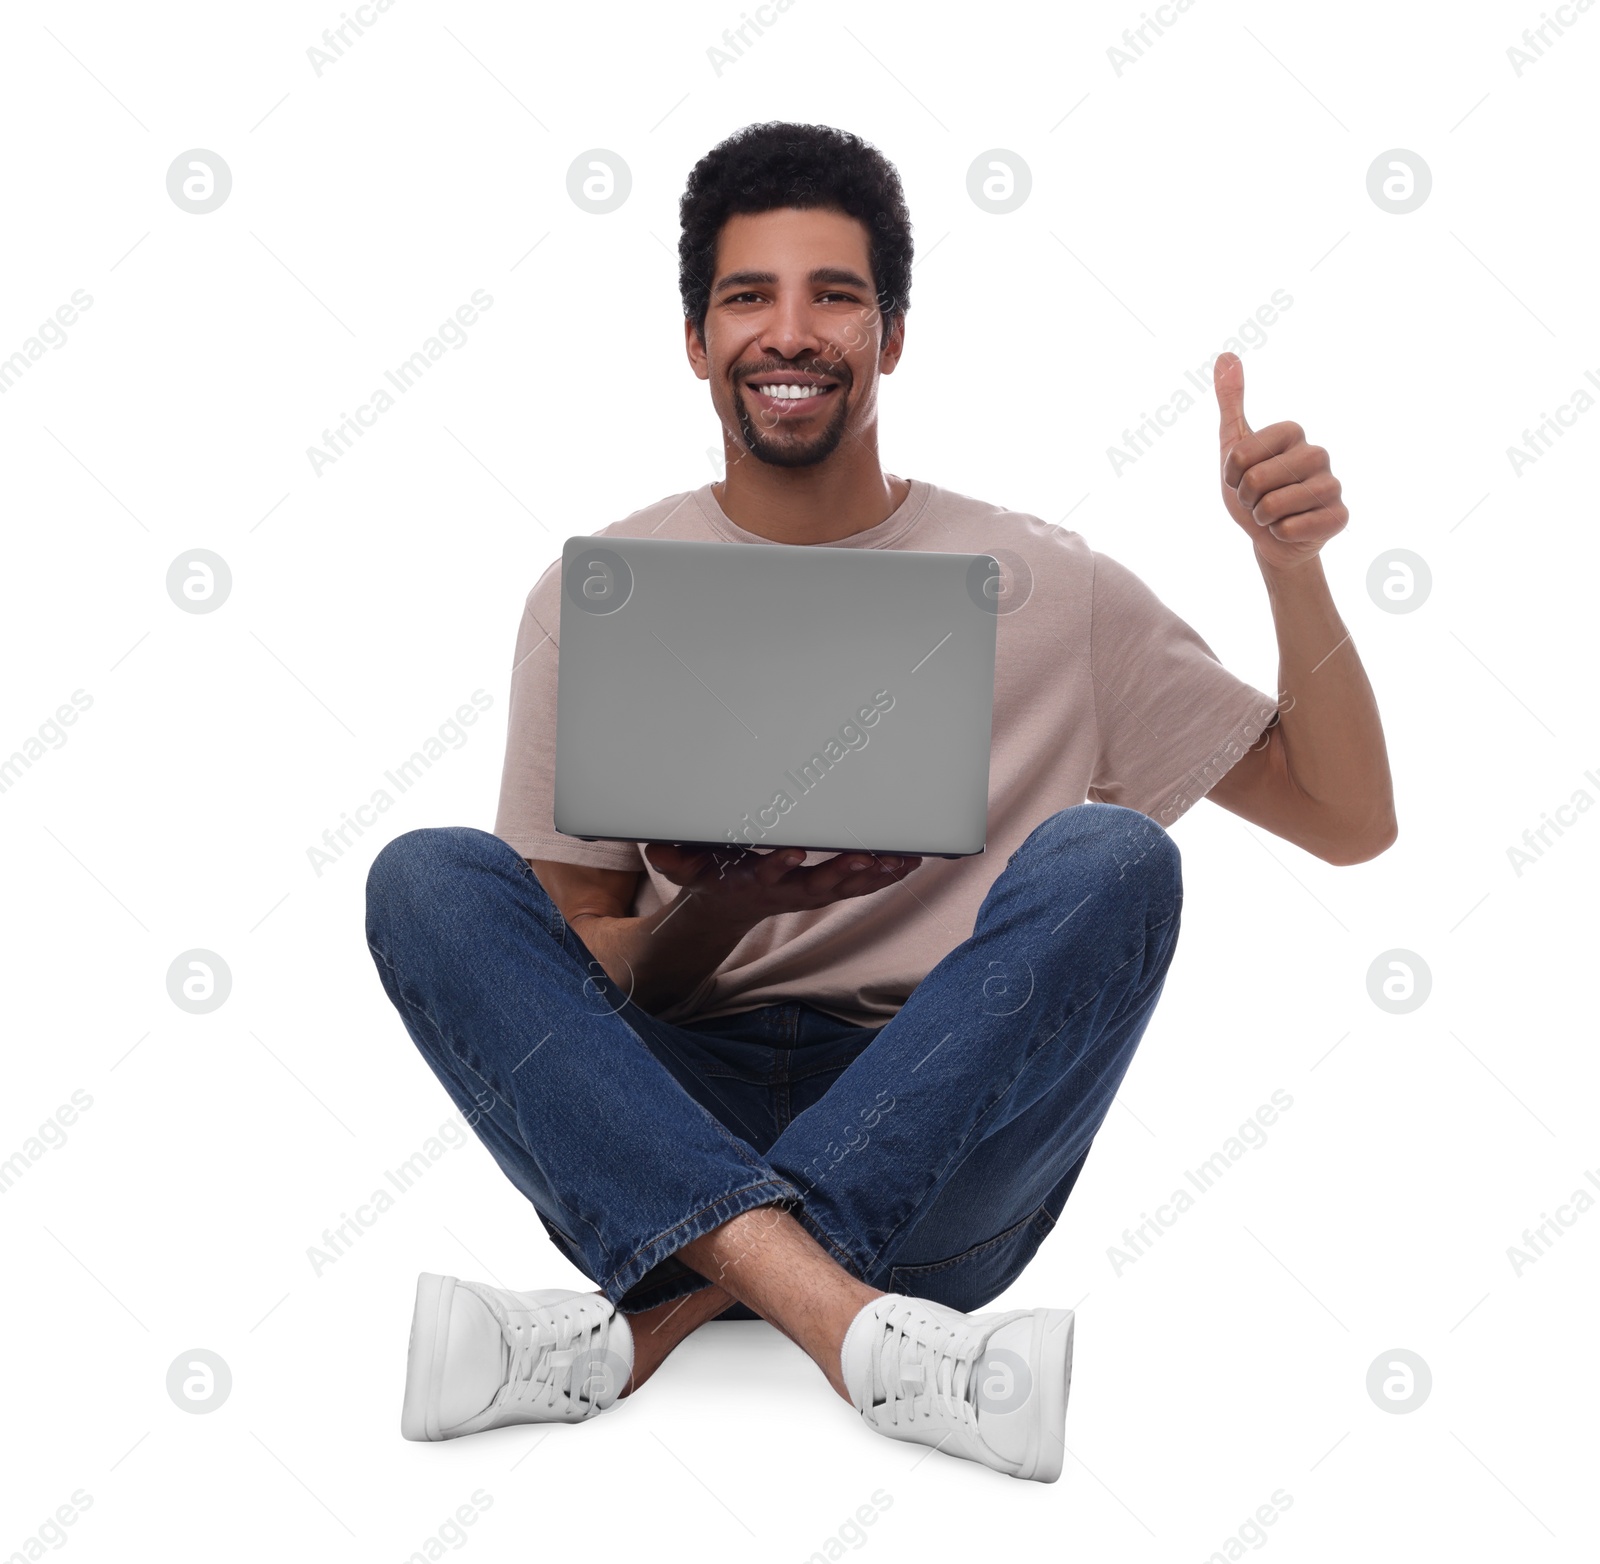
left=618, top=1272, right=717, bottom=1314
left=788, top=1204, right=870, bottom=1277
left=506, top=849, right=567, bottom=945
left=697, top=1049, right=872, bottom=1088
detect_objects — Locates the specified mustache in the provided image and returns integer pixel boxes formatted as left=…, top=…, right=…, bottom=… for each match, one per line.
left=734, top=362, right=849, bottom=386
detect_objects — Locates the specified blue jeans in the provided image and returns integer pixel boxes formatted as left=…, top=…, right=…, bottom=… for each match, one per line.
left=364, top=803, right=1182, bottom=1318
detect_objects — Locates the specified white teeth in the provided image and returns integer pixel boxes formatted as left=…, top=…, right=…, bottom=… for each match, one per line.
left=753, top=382, right=826, bottom=399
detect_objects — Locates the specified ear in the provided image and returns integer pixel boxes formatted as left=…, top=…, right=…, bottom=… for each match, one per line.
left=684, top=314, right=710, bottom=381
left=878, top=309, right=906, bottom=375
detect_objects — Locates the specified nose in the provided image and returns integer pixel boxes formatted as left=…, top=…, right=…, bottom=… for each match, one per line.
left=756, top=291, right=825, bottom=363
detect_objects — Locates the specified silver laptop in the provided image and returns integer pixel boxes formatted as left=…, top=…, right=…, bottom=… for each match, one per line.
left=554, top=535, right=1000, bottom=858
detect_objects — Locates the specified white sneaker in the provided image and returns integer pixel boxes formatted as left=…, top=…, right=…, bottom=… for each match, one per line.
left=400, top=1273, right=634, bottom=1441
left=840, top=1293, right=1074, bottom=1482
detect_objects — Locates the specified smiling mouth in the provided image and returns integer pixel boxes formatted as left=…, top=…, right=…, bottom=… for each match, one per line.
left=741, top=377, right=842, bottom=415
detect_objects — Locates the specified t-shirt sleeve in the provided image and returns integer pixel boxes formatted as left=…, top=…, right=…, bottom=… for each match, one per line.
left=1086, top=549, right=1279, bottom=828
left=492, top=576, right=647, bottom=872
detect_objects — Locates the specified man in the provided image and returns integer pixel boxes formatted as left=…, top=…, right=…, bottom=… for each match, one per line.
left=365, top=122, right=1394, bottom=1483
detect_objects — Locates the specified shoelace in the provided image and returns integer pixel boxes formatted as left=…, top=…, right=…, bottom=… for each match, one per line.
left=869, top=1300, right=986, bottom=1429
left=497, top=1298, right=613, bottom=1412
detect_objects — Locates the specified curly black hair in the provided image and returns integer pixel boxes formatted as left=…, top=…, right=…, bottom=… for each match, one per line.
left=678, top=122, right=914, bottom=344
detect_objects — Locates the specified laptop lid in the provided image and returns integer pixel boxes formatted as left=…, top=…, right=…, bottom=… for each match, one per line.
left=554, top=535, right=1000, bottom=858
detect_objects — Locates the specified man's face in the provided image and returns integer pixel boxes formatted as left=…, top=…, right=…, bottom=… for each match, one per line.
left=687, top=206, right=904, bottom=469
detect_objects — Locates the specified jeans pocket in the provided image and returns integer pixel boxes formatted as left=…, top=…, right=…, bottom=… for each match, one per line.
left=886, top=1204, right=1059, bottom=1315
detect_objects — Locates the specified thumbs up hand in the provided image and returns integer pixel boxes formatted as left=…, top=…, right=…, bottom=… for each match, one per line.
left=1214, top=352, right=1347, bottom=576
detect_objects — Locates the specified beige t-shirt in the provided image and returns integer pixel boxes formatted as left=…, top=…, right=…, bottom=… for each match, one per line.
left=494, top=479, right=1277, bottom=1028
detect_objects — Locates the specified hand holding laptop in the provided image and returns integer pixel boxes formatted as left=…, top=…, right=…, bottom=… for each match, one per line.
left=642, top=841, right=922, bottom=927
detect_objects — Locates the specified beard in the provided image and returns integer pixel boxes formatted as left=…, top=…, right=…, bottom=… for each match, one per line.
left=732, top=377, right=853, bottom=468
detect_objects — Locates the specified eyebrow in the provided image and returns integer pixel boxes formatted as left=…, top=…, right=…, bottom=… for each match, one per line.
left=713, top=266, right=875, bottom=296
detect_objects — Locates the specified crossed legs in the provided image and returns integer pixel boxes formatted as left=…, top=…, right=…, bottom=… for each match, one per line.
left=625, top=1207, right=880, bottom=1402
left=366, top=801, right=1183, bottom=1416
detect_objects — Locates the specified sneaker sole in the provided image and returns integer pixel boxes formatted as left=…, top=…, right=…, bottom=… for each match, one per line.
left=1020, top=1308, right=1074, bottom=1483
left=401, top=1272, right=456, bottom=1442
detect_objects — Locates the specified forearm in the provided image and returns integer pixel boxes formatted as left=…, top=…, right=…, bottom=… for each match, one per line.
left=1262, top=556, right=1396, bottom=852
left=570, top=892, right=758, bottom=1017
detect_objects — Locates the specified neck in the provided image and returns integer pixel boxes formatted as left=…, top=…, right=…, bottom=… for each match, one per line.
left=712, top=429, right=910, bottom=544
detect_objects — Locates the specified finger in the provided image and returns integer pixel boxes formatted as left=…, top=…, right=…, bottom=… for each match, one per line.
left=1214, top=352, right=1251, bottom=450
left=813, top=852, right=903, bottom=893
left=1234, top=441, right=1328, bottom=506
left=643, top=842, right=692, bottom=872
left=1247, top=474, right=1342, bottom=526
left=842, top=853, right=921, bottom=891
left=647, top=842, right=726, bottom=883
left=753, top=846, right=807, bottom=884
left=1222, top=421, right=1307, bottom=489
left=1258, top=504, right=1348, bottom=544
left=820, top=852, right=879, bottom=884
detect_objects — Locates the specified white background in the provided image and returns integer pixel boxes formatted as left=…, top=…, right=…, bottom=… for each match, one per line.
left=2, top=0, right=1595, bottom=1559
